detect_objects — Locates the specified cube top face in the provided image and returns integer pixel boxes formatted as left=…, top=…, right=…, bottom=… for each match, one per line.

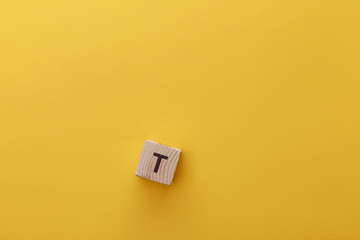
left=136, top=140, right=181, bottom=185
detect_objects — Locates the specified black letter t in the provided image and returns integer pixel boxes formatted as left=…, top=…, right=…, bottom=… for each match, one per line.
left=153, top=153, right=168, bottom=173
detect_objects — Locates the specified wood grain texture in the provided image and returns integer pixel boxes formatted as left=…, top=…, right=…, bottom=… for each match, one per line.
left=135, top=140, right=181, bottom=185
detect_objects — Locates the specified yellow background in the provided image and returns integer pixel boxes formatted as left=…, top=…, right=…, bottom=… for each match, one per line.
left=1, top=0, right=359, bottom=239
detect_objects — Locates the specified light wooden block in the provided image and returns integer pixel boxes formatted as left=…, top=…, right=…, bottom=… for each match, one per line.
left=135, top=140, right=181, bottom=185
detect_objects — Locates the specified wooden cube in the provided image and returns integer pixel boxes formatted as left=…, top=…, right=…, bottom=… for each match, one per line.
left=135, top=140, right=181, bottom=185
